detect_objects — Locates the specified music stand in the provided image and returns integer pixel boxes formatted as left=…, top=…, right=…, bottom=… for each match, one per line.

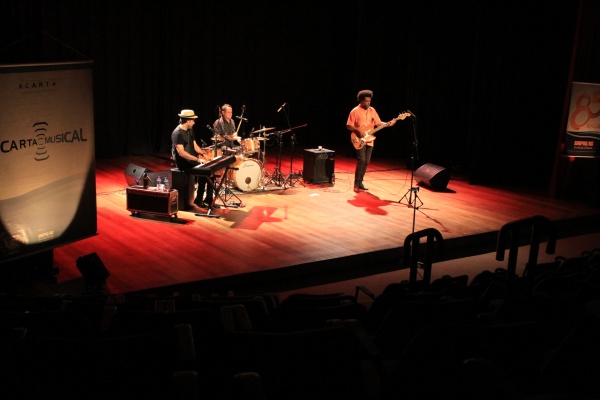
left=398, top=112, right=422, bottom=233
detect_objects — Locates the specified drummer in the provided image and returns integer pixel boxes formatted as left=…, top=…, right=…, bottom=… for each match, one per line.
left=212, top=104, right=240, bottom=154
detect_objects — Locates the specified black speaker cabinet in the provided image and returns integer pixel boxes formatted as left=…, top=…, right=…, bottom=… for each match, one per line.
left=170, top=168, right=195, bottom=211
left=124, top=163, right=148, bottom=187
left=303, top=148, right=335, bottom=184
left=76, top=252, right=110, bottom=288
left=414, top=163, right=450, bottom=191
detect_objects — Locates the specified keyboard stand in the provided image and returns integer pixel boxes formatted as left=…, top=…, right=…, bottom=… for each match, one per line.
left=194, top=173, right=227, bottom=219
left=216, top=167, right=243, bottom=208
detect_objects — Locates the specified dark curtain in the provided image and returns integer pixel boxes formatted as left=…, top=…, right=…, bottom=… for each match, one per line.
left=2, top=0, right=598, bottom=192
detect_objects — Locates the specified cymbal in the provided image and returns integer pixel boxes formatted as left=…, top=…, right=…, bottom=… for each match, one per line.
left=252, top=127, right=275, bottom=134
left=256, top=137, right=267, bottom=141
left=211, top=137, right=224, bottom=141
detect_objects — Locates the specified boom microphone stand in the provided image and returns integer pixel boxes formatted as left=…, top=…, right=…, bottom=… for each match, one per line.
left=398, top=111, right=422, bottom=233
left=284, top=130, right=304, bottom=188
left=276, top=103, right=304, bottom=188
left=264, top=130, right=286, bottom=187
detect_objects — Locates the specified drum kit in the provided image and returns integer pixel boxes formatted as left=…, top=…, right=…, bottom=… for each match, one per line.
left=208, top=126, right=275, bottom=193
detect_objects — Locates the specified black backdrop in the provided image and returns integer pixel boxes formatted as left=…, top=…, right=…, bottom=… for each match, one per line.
left=2, top=0, right=599, bottom=191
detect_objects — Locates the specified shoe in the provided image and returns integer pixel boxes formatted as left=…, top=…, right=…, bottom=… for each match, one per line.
left=189, top=203, right=204, bottom=212
left=359, top=183, right=368, bottom=191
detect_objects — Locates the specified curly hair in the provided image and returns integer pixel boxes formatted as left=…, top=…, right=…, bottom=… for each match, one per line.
left=357, top=89, right=373, bottom=102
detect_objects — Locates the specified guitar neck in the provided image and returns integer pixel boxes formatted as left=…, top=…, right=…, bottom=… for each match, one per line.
left=366, top=113, right=409, bottom=135
left=368, top=122, right=389, bottom=135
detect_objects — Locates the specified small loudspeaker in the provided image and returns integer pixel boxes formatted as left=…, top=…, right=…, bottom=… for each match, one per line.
left=76, top=252, right=110, bottom=289
left=124, top=164, right=149, bottom=186
left=303, top=149, right=335, bottom=183
left=414, top=163, right=450, bottom=191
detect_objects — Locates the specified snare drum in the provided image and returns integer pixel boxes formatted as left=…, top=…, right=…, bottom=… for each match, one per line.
left=241, top=138, right=260, bottom=154
left=228, top=158, right=263, bottom=192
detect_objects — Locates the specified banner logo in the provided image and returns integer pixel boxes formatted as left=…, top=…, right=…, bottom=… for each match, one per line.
left=1, top=122, right=88, bottom=161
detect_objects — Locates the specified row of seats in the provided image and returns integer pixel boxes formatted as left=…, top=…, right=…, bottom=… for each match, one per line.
left=1, top=246, right=599, bottom=400
left=1, top=215, right=599, bottom=399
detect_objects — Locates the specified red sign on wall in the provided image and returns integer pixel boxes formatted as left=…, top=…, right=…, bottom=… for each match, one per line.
left=566, top=82, right=600, bottom=157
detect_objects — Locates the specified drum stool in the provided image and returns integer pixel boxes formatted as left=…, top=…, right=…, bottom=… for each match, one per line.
left=170, top=168, right=196, bottom=211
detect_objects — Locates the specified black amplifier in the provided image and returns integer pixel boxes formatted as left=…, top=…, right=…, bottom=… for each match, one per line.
left=303, top=148, right=335, bottom=184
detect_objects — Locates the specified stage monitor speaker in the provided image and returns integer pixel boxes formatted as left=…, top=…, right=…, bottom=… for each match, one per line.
left=124, top=164, right=149, bottom=187
left=76, top=252, right=110, bottom=289
left=414, top=163, right=450, bottom=191
left=303, top=149, right=335, bottom=184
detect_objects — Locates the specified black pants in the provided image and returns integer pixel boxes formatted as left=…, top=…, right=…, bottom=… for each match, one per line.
left=354, top=145, right=373, bottom=186
left=195, top=175, right=214, bottom=204
left=178, top=160, right=214, bottom=205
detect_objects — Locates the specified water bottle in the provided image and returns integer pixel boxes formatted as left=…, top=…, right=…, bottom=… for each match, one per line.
left=142, top=172, right=149, bottom=189
left=163, top=176, right=169, bottom=192
left=156, top=176, right=162, bottom=191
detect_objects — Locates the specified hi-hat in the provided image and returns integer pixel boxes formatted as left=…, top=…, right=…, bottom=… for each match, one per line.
left=252, top=127, right=275, bottom=134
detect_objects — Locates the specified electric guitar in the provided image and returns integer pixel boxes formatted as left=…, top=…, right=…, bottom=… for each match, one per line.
left=350, top=112, right=411, bottom=150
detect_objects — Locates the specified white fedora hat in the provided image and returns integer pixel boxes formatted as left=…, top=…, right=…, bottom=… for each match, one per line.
left=178, top=109, right=198, bottom=119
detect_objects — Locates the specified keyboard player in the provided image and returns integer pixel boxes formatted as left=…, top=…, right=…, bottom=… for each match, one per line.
left=171, top=109, right=214, bottom=209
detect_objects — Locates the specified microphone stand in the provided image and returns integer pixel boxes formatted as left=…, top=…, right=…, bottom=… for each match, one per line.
left=279, top=104, right=303, bottom=188
left=398, top=112, right=422, bottom=234
left=265, top=130, right=286, bottom=187
left=285, top=131, right=304, bottom=188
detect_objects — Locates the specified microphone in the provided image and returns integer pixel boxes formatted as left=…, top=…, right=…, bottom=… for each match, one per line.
left=235, top=116, right=248, bottom=121
left=200, top=139, right=208, bottom=147
left=277, top=102, right=287, bottom=112
left=206, top=125, right=214, bottom=132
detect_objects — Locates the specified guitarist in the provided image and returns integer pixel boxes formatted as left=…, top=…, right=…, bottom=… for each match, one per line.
left=346, top=89, right=396, bottom=193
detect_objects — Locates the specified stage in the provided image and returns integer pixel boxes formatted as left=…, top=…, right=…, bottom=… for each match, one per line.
left=4, top=150, right=600, bottom=298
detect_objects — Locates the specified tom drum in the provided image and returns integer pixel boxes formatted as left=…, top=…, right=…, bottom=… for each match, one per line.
left=228, top=158, right=263, bottom=192
left=241, top=138, right=260, bottom=154
left=203, top=146, right=222, bottom=161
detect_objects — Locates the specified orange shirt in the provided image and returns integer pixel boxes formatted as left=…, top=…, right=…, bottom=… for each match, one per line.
left=347, top=106, right=383, bottom=146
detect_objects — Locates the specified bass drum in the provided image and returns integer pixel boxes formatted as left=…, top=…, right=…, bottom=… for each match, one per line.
left=228, top=158, right=263, bottom=192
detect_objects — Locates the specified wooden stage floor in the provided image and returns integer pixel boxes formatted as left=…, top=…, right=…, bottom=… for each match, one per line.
left=7, top=150, right=600, bottom=297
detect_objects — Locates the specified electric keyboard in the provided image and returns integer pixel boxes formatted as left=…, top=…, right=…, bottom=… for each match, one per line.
left=192, top=155, right=236, bottom=176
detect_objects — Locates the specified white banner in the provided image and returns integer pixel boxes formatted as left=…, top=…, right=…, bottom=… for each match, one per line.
left=0, top=62, right=96, bottom=261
